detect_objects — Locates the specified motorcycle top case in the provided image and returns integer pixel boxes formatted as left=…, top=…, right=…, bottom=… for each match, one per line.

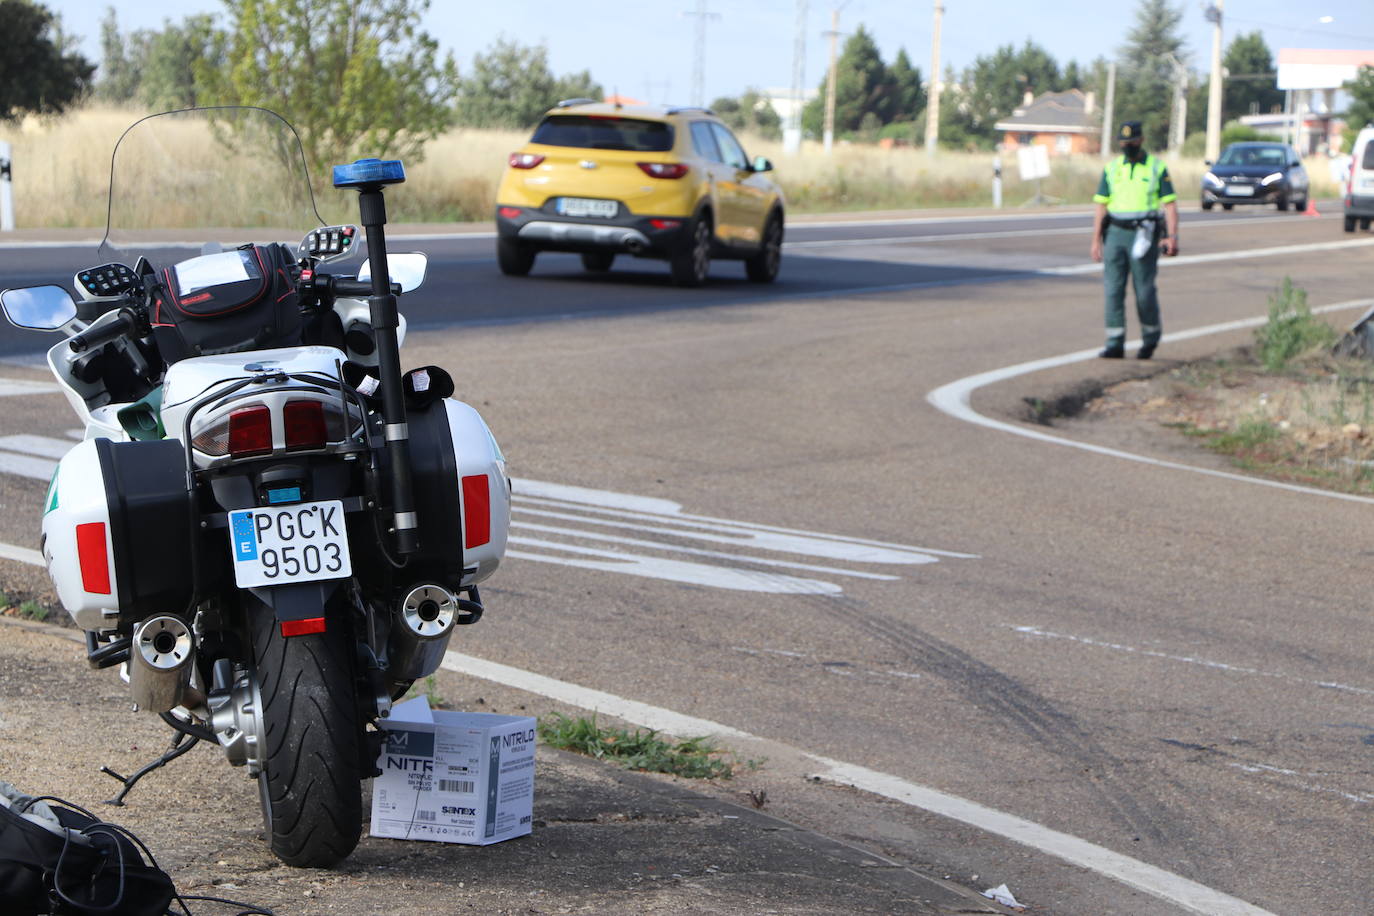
left=42, top=438, right=194, bottom=631
left=405, top=398, right=510, bottom=590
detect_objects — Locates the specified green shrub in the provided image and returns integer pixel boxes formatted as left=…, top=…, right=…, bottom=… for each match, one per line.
left=1254, top=278, right=1336, bottom=371
left=538, top=712, right=744, bottom=779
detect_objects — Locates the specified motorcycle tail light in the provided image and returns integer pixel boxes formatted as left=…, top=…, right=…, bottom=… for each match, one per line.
left=228, top=405, right=273, bottom=457
left=283, top=400, right=327, bottom=451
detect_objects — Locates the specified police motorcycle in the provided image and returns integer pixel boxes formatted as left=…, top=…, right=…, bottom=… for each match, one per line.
left=0, top=108, right=509, bottom=868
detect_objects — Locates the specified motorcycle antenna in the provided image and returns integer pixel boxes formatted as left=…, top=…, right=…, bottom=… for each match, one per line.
left=332, top=158, right=419, bottom=556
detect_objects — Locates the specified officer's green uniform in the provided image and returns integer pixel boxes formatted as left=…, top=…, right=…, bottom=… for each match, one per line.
left=1093, top=153, right=1176, bottom=353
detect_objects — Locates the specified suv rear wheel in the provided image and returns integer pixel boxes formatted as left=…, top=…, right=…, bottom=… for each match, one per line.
left=581, top=252, right=615, bottom=272
left=497, top=237, right=536, bottom=276
left=745, top=214, right=783, bottom=283
left=670, top=214, right=712, bottom=287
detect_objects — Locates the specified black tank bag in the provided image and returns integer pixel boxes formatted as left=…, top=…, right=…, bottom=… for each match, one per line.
left=151, top=243, right=303, bottom=363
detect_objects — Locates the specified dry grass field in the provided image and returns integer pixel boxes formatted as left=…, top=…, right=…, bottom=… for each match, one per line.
left=0, top=106, right=1346, bottom=228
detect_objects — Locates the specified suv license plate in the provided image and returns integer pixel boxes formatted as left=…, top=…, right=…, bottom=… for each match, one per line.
left=1226, top=184, right=1254, bottom=196
left=558, top=197, right=618, bottom=218
left=228, top=500, right=351, bottom=588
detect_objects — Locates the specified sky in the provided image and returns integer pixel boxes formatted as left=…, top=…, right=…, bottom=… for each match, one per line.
left=45, top=0, right=1374, bottom=106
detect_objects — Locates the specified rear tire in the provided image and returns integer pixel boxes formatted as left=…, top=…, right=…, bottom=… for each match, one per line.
left=250, top=599, right=362, bottom=868
left=1363, top=218, right=1372, bottom=231
left=745, top=214, right=783, bottom=283
left=670, top=214, right=712, bottom=287
left=1222, top=203, right=1234, bottom=211
left=1200, top=200, right=1214, bottom=211
left=1346, top=216, right=1358, bottom=232
left=581, top=252, right=615, bottom=272
left=497, top=237, right=535, bottom=276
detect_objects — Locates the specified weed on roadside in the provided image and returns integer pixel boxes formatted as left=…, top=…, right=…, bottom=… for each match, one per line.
left=1254, top=278, right=1337, bottom=371
left=538, top=712, right=755, bottom=780
left=17, top=600, right=48, bottom=622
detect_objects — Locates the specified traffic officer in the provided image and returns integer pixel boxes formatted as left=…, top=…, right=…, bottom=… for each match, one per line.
left=1090, top=121, right=1180, bottom=359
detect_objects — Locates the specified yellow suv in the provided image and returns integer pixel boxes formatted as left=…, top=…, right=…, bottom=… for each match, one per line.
left=494, top=100, right=784, bottom=286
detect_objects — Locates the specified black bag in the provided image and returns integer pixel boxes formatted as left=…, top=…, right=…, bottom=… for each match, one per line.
left=150, top=243, right=303, bottom=363
left=0, top=783, right=175, bottom=916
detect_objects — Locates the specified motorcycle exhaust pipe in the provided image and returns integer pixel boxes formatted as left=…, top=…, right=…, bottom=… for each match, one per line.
left=388, top=584, right=459, bottom=680
left=129, top=615, right=195, bottom=713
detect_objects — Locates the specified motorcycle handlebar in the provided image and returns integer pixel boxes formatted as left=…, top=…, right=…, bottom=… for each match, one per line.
left=69, top=309, right=140, bottom=353
left=327, top=276, right=401, bottom=298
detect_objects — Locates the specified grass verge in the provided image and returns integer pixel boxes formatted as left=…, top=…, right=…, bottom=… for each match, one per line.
left=538, top=712, right=758, bottom=780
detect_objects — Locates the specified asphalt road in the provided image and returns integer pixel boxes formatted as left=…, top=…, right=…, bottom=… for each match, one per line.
left=1, top=204, right=1372, bottom=914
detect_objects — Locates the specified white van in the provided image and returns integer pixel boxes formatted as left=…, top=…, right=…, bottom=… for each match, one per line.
left=1344, top=125, right=1374, bottom=232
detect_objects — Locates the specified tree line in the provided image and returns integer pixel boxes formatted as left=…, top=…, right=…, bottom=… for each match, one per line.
left=3, top=0, right=1372, bottom=165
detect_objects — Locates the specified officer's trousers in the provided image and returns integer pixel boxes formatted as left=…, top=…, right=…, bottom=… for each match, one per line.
left=1102, top=223, right=1162, bottom=351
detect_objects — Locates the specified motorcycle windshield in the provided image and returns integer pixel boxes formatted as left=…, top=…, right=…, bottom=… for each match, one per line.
left=99, top=107, right=331, bottom=266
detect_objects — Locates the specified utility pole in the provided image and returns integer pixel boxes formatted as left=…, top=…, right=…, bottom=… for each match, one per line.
left=1204, top=0, right=1224, bottom=162
left=1101, top=61, right=1116, bottom=159
left=785, top=0, right=808, bottom=153
left=924, top=0, right=943, bottom=155
left=684, top=1, right=720, bottom=108
left=823, top=7, right=841, bottom=154
left=1165, top=53, right=1188, bottom=155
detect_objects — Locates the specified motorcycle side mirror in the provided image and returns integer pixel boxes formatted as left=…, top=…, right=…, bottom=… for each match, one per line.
left=0, top=285, right=79, bottom=331
left=357, top=252, right=427, bottom=293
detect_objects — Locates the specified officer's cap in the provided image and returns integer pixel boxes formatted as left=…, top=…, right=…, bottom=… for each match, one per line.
left=1118, top=121, right=1143, bottom=142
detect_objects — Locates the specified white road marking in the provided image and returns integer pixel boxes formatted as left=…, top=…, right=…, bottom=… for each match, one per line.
left=1228, top=762, right=1374, bottom=805
left=927, top=297, right=1374, bottom=505
left=1013, top=625, right=1374, bottom=697
left=1038, top=237, right=1374, bottom=276
left=0, top=378, right=60, bottom=396
left=0, top=434, right=74, bottom=459
left=0, top=453, right=57, bottom=481
left=435, top=650, right=1272, bottom=916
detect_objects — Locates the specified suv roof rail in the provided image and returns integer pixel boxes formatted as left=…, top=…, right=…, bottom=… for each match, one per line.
left=665, top=106, right=716, bottom=116
left=555, top=98, right=599, bottom=108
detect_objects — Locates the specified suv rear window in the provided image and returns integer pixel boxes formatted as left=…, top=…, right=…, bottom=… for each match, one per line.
left=1364, top=139, right=1374, bottom=171
left=530, top=115, right=674, bottom=152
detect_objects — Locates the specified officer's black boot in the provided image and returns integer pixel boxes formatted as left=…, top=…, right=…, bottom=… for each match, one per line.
left=1137, top=343, right=1156, bottom=360
left=1099, top=345, right=1125, bottom=359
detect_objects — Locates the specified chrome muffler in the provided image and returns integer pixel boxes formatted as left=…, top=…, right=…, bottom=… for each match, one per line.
left=389, top=584, right=458, bottom=680
left=129, top=615, right=195, bottom=713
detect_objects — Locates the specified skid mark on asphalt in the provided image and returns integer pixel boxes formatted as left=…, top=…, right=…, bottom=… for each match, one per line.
left=1012, top=625, right=1374, bottom=697
left=730, top=645, right=925, bottom=682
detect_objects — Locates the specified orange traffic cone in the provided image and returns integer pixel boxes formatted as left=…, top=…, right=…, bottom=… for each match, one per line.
left=1305, top=197, right=1320, bottom=217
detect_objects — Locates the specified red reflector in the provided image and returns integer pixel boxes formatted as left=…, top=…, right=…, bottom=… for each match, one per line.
left=462, top=474, right=491, bottom=549
left=280, top=617, right=327, bottom=637
left=76, top=522, right=111, bottom=595
left=228, top=405, right=272, bottom=457
left=508, top=153, right=545, bottom=169
left=637, top=162, right=689, bottom=179
left=649, top=218, right=682, bottom=231
left=498, top=206, right=523, bottom=219
left=283, top=400, right=327, bottom=451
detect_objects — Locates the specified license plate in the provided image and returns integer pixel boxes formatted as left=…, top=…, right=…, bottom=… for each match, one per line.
left=1226, top=184, right=1254, bottom=196
left=228, top=500, right=351, bottom=588
left=557, top=197, right=618, bottom=218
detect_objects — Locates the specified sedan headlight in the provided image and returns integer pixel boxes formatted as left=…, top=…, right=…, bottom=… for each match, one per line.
left=1203, top=172, right=1225, bottom=189
left=1261, top=172, right=1283, bottom=185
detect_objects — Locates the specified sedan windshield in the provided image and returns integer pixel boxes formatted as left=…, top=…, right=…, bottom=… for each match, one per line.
left=1217, top=145, right=1287, bottom=167
left=530, top=115, right=674, bottom=152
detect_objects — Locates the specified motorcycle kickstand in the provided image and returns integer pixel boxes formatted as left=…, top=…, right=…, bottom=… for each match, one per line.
left=99, top=730, right=201, bottom=806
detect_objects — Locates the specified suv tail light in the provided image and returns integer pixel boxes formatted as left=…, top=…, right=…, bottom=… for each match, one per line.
left=509, top=153, right=545, bottom=169
left=227, top=405, right=273, bottom=457
left=638, top=162, right=690, bottom=179
left=283, top=400, right=327, bottom=451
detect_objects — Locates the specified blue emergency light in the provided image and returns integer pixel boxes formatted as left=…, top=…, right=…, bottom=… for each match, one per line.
left=332, top=158, right=406, bottom=189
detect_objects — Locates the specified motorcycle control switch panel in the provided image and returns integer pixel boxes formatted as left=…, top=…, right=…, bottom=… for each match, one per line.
left=300, top=225, right=359, bottom=263
left=74, top=263, right=139, bottom=301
